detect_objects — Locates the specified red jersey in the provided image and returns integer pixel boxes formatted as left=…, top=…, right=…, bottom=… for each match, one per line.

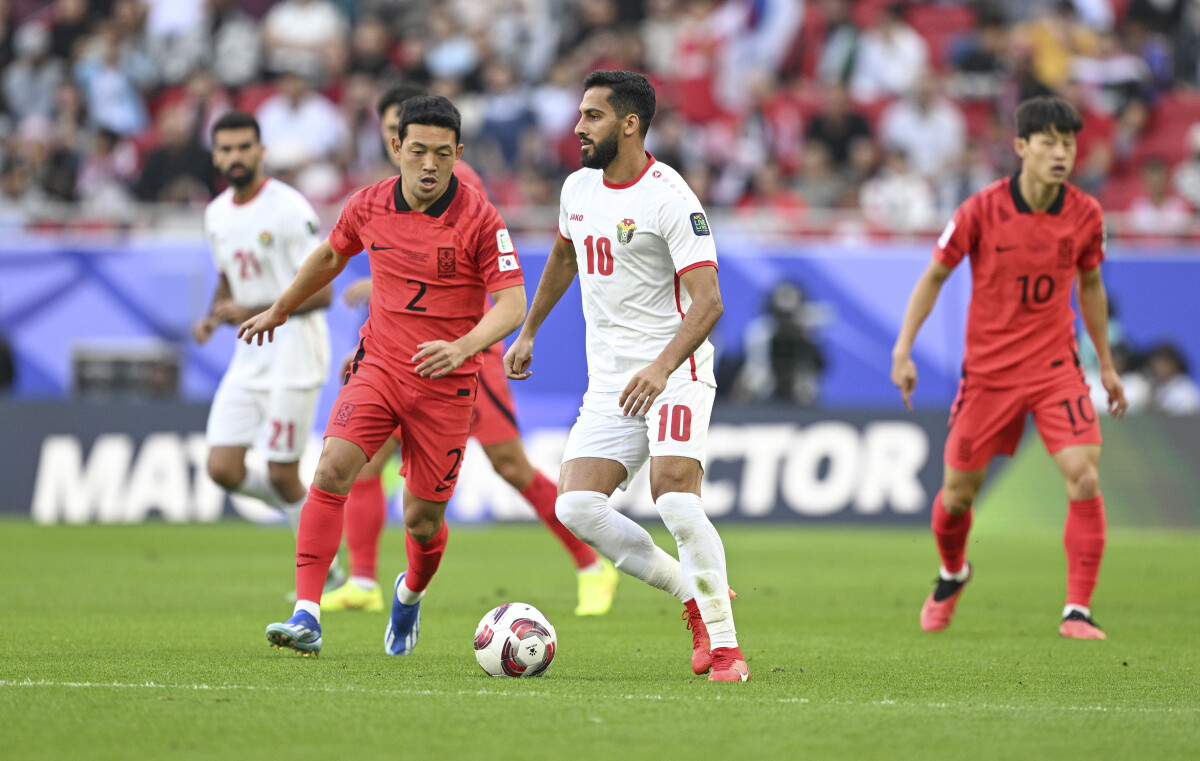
left=329, top=173, right=524, bottom=384
left=935, top=176, right=1105, bottom=387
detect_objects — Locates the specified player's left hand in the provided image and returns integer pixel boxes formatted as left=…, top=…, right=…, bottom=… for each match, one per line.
left=620, top=363, right=670, bottom=417
left=1101, top=366, right=1127, bottom=418
left=414, top=340, right=470, bottom=378
left=238, top=306, right=287, bottom=345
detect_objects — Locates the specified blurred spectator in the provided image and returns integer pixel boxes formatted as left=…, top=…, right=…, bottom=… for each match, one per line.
left=262, top=0, right=349, bottom=80
left=815, top=0, right=860, bottom=87
left=1111, top=94, right=1150, bottom=166
left=205, top=0, right=262, bottom=89
left=489, top=0, right=560, bottom=83
left=0, top=155, right=51, bottom=229
left=133, top=105, right=215, bottom=203
left=73, top=22, right=150, bottom=135
left=474, top=60, right=536, bottom=174
left=1127, top=157, right=1192, bottom=235
left=711, top=0, right=804, bottom=115
left=1144, top=343, right=1200, bottom=414
left=1071, top=30, right=1150, bottom=116
left=0, top=1, right=14, bottom=72
left=1171, top=123, right=1200, bottom=209
left=736, top=163, right=807, bottom=216
left=49, top=0, right=92, bottom=62
left=642, top=0, right=682, bottom=77
left=175, top=69, right=233, bottom=150
left=850, top=2, right=929, bottom=101
left=859, top=147, right=937, bottom=232
left=805, top=83, right=871, bottom=171
left=347, top=14, right=398, bottom=79
left=255, top=71, right=347, bottom=175
left=423, top=3, right=480, bottom=82
left=949, top=9, right=1010, bottom=100
left=76, top=127, right=139, bottom=215
left=1018, top=0, right=1099, bottom=91
left=878, top=75, right=966, bottom=197
left=3, top=23, right=64, bottom=124
left=793, top=141, right=849, bottom=209
left=144, top=0, right=207, bottom=86
left=732, top=280, right=827, bottom=407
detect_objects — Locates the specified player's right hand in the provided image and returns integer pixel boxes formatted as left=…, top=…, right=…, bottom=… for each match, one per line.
left=342, top=277, right=373, bottom=308
left=238, top=306, right=287, bottom=346
left=504, top=336, right=534, bottom=380
left=191, top=317, right=218, bottom=345
left=891, top=355, right=917, bottom=411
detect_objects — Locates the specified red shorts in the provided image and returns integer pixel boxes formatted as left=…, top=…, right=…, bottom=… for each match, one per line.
left=945, top=371, right=1102, bottom=471
left=471, top=342, right=522, bottom=446
left=326, top=362, right=477, bottom=502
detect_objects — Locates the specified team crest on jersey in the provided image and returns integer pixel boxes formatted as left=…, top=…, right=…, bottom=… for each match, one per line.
left=1057, top=237, right=1075, bottom=268
left=438, top=248, right=456, bottom=278
left=616, top=218, right=637, bottom=245
left=258, top=231, right=274, bottom=246
left=690, top=212, right=710, bottom=236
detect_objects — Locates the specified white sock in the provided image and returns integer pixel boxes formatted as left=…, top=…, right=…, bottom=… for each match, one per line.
left=577, top=560, right=603, bottom=575
left=235, top=464, right=280, bottom=505
left=396, top=579, right=424, bottom=606
left=1063, top=604, right=1091, bottom=619
left=556, top=491, right=687, bottom=602
left=657, top=492, right=738, bottom=649
left=294, top=600, right=320, bottom=622
left=281, top=492, right=306, bottom=534
left=940, top=564, right=971, bottom=582
left=351, top=575, right=378, bottom=590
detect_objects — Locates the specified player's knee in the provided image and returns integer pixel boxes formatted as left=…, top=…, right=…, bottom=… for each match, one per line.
left=206, top=458, right=244, bottom=491
left=267, top=469, right=302, bottom=501
left=555, top=491, right=605, bottom=533
left=404, top=517, right=441, bottom=544
left=941, top=485, right=976, bottom=515
left=1068, top=466, right=1100, bottom=500
left=312, top=457, right=357, bottom=494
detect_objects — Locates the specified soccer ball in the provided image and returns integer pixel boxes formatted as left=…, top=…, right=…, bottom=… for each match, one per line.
left=473, top=602, right=557, bottom=678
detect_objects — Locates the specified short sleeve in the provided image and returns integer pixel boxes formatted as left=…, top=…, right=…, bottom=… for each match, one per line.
left=328, top=189, right=366, bottom=257
left=287, top=195, right=322, bottom=269
left=1078, top=206, right=1106, bottom=270
left=473, top=203, right=526, bottom=292
left=659, top=190, right=718, bottom=275
left=933, top=197, right=979, bottom=269
left=557, top=177, right=572, bottom=241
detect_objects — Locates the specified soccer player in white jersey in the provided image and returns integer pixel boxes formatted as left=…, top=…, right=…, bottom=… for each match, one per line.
left=192, top=111, right=339, bottom=586
left=505, top=70, right=750, bottom=682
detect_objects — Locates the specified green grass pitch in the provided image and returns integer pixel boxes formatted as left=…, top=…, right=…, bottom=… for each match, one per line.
left=3, top=518, right=1197, bottom=760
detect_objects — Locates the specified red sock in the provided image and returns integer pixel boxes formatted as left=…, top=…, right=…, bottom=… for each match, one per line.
left=345, top=475, right=386, bottom=582
left=403, top=521, right=449, bottom=594
left=295, top=485, right=347, bottom=604
left=931, top=490, right=972, bottom=574
left=521, top=470, right=598, bottom=569
left=1064, top=494, right=1106, bottom=608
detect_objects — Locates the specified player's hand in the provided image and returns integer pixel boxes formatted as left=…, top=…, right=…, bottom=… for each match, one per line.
left=342, top=278, right=373, bottom=308
left=1101, top=366, right=1127, bottom=418
left=414, top=339, right=470, bottom=378
left=211, top=298, right=254, bottom=325
left=891, top=354, right=917, bottom=411
left=238, top=305, right=287, bottom=345
left=191, top=316, right=218, bottom=345
left=620, top=362, right=670, bottom=417
left=504, top=335, right=534, bottom=380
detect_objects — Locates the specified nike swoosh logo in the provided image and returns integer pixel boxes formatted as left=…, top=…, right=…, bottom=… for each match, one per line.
left=997, top=245, right=1019, bottom=252
left=296, top=562, right=315, bottom=567
left=370, top=243, right=394, bottom=251
left=434, top=483, right=452, bottom=492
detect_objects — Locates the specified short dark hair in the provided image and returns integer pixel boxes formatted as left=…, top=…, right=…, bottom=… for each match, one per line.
left=377, top=83, right=426, bottom=119
left=398, top=95, right=462, bottom=145
left=1015, top=96, right=1083, bottom=139
left=211, top=110, right=261, bottom=142
left=582, top=70, right=656, bottom=137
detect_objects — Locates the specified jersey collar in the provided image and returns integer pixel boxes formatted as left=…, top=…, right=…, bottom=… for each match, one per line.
left=393, top=173, right=459, bottom=217
left=602, top=152, right=656, bottom=190
left=1009, top=174, right=1065, bottom=215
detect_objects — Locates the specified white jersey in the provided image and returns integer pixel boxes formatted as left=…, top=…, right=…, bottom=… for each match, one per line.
left=558, top=154, right=718, bottom=391
left=204, top=178, right=330, bottom=390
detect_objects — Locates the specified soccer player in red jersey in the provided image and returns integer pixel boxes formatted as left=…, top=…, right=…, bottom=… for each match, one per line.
left=323, top=84, right=617, bottom=617
left=892, top=96, right=1127, bottom=640
left=238, top=95, right=527, bottom=656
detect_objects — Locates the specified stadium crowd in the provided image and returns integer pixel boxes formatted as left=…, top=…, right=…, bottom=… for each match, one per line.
left=2, top=0, right=1200, bottom=236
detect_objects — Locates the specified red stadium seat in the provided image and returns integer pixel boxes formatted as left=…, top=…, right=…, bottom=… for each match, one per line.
left=235, top=83, right=279, bottom=114
left=905, top=4, right=977, bottom=70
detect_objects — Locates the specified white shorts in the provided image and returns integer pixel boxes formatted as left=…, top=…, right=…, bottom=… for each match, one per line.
left=562, top=376, right=714, bottom=491
left=205, top=379, right=320, bottom=463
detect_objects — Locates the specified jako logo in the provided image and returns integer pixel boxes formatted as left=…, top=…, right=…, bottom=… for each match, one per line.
left=569, top=213, right=584, bottom=221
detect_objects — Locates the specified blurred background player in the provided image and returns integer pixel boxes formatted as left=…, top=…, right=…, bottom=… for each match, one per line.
left=506, top=70, right=748, bottom=682
left=891, top=96, right=1127, bottom=640
left=321, top=83, right=618, bottom=618
left=191, top=111, right=339, bottom=590
left=241, top=96, right=527, bottom=656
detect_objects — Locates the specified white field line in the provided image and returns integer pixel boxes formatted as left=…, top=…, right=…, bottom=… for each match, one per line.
left=0, top=678, right=1196, bottom=715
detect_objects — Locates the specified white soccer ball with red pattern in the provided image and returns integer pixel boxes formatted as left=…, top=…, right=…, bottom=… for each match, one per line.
left=473, top=602, right=557, bottom=678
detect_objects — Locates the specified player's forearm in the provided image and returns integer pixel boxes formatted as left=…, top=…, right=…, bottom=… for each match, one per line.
left=654, top=294, right=723, bottom=374
left=273, top=241, right=345, bottom=316
left=455, top=287, right=527, bottom=357
left=1078, top=276, right=1115, bottom=372
left=893, top=271, right=946, bottom=359
left=519, top=249, right=577, bottom=340
left=292, top=284, right=333, bottom=315
left=206, top=277, right=232, bottom=318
